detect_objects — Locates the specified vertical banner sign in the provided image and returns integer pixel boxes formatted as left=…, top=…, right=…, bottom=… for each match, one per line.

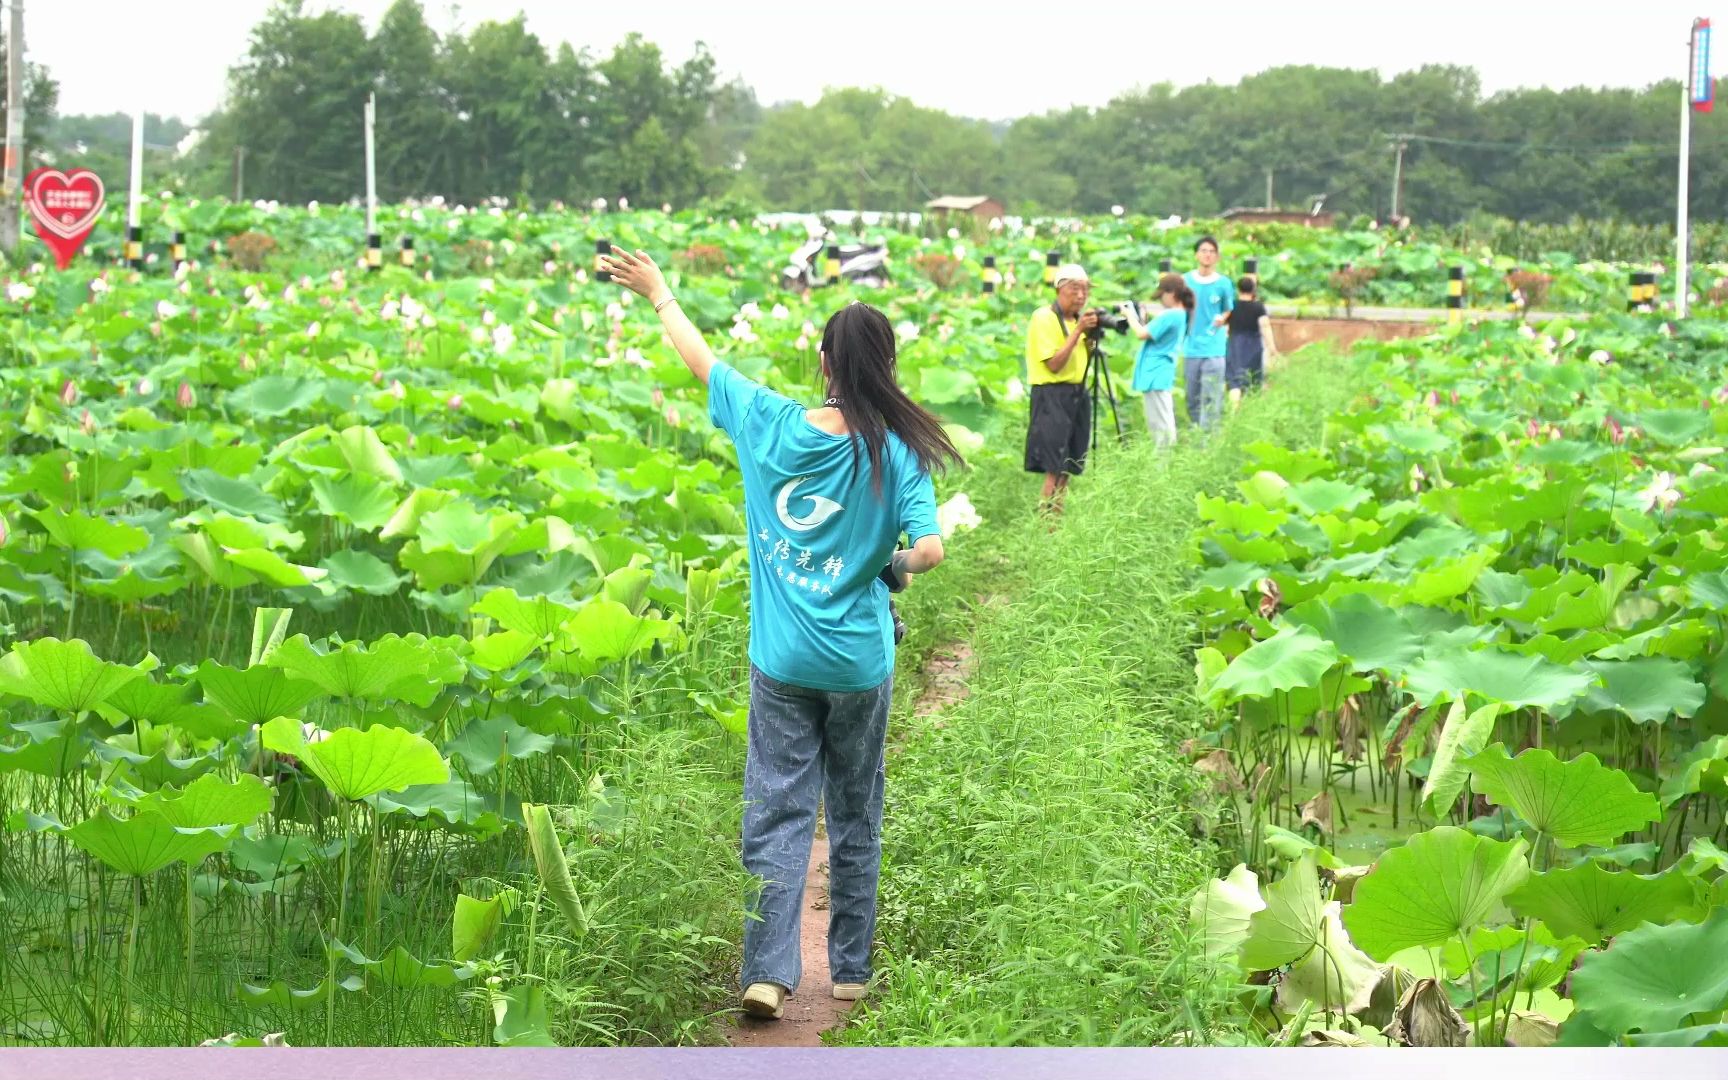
left=1694, top=19, right=1714, bottom=112
left=24, top=168, right=106, bottom=270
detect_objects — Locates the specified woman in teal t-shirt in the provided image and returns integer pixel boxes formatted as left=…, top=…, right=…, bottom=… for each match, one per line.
left=1128, top=272, right=1194, bottom=448
left=600, top=246, right=963, bottom=1023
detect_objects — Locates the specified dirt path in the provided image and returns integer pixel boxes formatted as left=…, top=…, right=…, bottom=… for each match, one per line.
left=725, top=834, right=853, bottom=1047
left=725, top=637, right=978, bottom=1048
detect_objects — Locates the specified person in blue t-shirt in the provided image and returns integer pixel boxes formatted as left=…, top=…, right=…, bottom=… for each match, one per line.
left=600, top=246, right=962, bottom=1023
left=1126, top=273, right=1193, bottom=448
left=1182, top=235, right=1235, bottom=432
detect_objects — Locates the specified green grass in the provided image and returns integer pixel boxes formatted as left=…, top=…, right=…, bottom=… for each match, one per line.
left=843, top=355, right=1360, bottom=1045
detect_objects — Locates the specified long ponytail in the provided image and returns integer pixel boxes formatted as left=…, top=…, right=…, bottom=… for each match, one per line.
left=1158, top=272, right=1195, bottom=326
left=818, top=303, right=964, bottom=494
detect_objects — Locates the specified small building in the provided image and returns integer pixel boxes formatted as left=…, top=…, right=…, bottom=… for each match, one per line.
left=1220, top=206, right=1336, bottom=228
left=925, top=194, right=1006, bottom=220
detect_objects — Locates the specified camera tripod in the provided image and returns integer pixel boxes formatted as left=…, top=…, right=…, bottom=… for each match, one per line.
left=1085, top=333, right=1124, bottom=454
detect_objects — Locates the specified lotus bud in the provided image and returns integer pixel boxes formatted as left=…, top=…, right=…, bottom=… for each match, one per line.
left=177, top=382, right=196, bottom=409
left=60, top=380, right=78, bottom=406
left=80, top=410, right=96, bottom=437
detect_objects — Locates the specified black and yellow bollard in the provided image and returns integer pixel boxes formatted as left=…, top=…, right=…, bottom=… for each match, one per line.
left=400, top=236, right=415, bottom=268
left=982, top=255, right=998, bottom=294
left=1447, top=265, right=1464, bottom=324
left=595, top=239, right=612, bottom=283
left=125, top=226, right=143, bottom=270
left=1158, top=258, right=1172, bottom=274
left=170, top=231, right=188, bottom=269
left=366, top=232, right=383, bottom=272
left=1628, top=270, right=1641, bottom=312
left=1045, top=251, right=1060, bottom=286
left=1641, top=271, right=1658, bottom=311
left=825, top=245, right=842, bottom=284
left=1244, top=256, right=1259, bottom=280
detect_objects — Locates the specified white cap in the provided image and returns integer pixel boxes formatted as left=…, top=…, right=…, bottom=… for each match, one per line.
left=1054, top=263, right=1089, bottom=287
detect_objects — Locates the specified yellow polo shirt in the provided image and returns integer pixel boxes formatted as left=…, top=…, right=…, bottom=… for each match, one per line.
left=1025, top=305, right=1087, bottom=386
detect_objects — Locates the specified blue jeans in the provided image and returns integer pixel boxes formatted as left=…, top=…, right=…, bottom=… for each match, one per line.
left=1184, top=355, right=1226, bottom=430
left=740, top=665, right=891, bottom=991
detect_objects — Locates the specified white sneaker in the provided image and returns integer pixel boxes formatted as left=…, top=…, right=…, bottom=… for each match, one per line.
left=741, top=982, right=786, bottom=1019
left=831, top=982, right=868, bottom=1001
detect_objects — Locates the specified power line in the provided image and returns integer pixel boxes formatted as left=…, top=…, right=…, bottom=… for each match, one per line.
left=1399, top=132, right=1692, bottom=157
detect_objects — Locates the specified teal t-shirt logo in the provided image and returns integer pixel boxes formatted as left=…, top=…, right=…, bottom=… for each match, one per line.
left=776, top=476, right=845, bottom=531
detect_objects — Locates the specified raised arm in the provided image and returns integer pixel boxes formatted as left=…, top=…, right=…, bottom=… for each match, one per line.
left=598, top=246, right=718, bottom=385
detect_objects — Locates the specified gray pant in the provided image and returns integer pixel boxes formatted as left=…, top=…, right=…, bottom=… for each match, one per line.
left=1142, top=390, right=1176, bottom=447
left=1184, top=355, right=1226, bottom=431
left=740, top=665, right=891, bottom=991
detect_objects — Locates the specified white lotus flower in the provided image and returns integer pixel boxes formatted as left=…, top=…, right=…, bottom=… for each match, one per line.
left=491, top=323, right=515, bottom=355
left=1005, top=377, right=1026, bottom=402
left=306, top=321, right=322, bottom=339
left=380, top=299, right=400, bottom=321
left=156, top=300, right=180, bottom=320
left=947, top=227, right=960, bottom=240
left=625, top=347, right=650, bottom=370
left=1590, top=349, right=1612, bottom=364
left=389, top=379, right=406, bottom=401
left=592, top=198, right=608, bottom=211
left=90, top=277, right=109, bottom=294
left=6, top=282, right=34, bottom=303
left=470, top=326, right=487, bottom=345
left=730, top=319, right=757, bottom=343
left=953, top=245, right=966, bottom=260
left=1111, top=205, right=1125, bottom=216
left=481, top=308, right=496, bottom=326
left=738, top=301, right=762, bottom=320
left=1636, top=472, right=1681, bottom=513
left=936, top=492, right=982, bottom=538
left=770, top=303, right=790, bottom=320
left=605, top=302, right=625, bottom=322
left=401, top=295, right=424, bottom=322
left=895, top=319, right=919, bottom=341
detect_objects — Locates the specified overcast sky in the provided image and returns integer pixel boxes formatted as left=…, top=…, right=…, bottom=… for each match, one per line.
left=28, top=1, right=1720, bottom=122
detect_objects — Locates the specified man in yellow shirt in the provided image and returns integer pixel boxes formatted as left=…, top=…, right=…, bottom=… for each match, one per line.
left=1024, top=264, right=1099, bottom=513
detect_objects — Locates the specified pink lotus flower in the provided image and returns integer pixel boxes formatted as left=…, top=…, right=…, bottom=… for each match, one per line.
left=177, top=382, right=195, bottom=409
left=1636, top=472, right=1682, bottom=514
left=80, top=410, right=96, bottom=437
left=389, top=380, right=406, bottom=402
left=0, top=514, right=9, bottom=547
left=1526, top=419, right=1540, bottom=440
left=1606, top=416, right=1626, bottom=444
left=651, top=387, right=665, bottom=408
left=60, top=380, right=78, bottom=407
left=446, top=393, right=464, bottom=410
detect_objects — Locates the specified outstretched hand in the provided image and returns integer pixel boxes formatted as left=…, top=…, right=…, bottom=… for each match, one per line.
left=598, top=246, right=671, bottom=304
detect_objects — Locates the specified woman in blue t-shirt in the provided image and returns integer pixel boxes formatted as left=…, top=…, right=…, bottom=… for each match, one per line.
left=600, top=246, right=962, bottom=1021
left=1127, top=273, right=1194, bottom=448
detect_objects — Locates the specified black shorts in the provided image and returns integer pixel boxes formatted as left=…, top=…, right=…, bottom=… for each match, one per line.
left=1024, top=383, right=1090, bottom=476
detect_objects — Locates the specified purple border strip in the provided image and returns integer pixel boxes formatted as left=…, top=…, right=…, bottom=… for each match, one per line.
left=1, top=1048, right=1726, bottom=1080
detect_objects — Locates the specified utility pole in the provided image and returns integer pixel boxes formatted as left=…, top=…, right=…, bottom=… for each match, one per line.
left=1677, top=17, right=1710, bottom=318
left=1, top=0, right=25, bottom=258
left=1264, top=167, right=1274, bottom=209
left=1387, top=133, right=1411, bottom=223
left=234, top=145, right=245, bottom=202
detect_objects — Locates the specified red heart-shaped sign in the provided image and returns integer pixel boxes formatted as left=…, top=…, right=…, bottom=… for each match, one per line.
left=25, top=168, right=107, bottom=270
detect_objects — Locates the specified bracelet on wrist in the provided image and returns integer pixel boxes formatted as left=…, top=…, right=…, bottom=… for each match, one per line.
left=653, top=295, right=679, bottom=313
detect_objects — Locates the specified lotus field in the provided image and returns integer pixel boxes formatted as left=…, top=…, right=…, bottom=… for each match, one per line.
left=2, top=199, right=1727, bottom=1048
left=1189, top=315, right=1728, bottom=1046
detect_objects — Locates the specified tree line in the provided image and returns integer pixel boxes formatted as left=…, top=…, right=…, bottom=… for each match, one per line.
left=18, top=0, right=1728, bottom=225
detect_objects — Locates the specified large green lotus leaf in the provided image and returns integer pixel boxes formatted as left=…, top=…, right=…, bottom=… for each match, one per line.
left=0, top=638, right=143, bottom=713
left=493, top=982, right=557, bottom=1047
left=1628, top=1025, right=1728, bottom=1047
left=416, top=501, right=524, bottom=556
left=266, top=634, right=439, bottom=703
left=1208, top=626, right=1339, bottom=704
left=445, top=715, right=556, bottom=776
left=172, top=531, right=259, bottom=589
left=29, top=507, right=150, bottom=557
left=1189, top=863, right=1265, bottom=962
left=334, top=425, right=405, bottom=485
left=1635, top=408, right=1713, bottom=447
left=1399, top=547, right=1498, bottom=607
left=67, top=808, right=234, bottom=875
left=1686, top=570, right=1728, bottom=612
left=1276, top=902, right=1383, bottom=1017
left=0, top=728, right=91, bottom=776
left=222, top=547, right=327, bottom=589
left=1506, top=863, right=1694, bottom=945
left=1342, top=828, right=1529, bottom=961
left=473, top=588, right=577, bottom=639
left=320, top=550, right=407, bottom=597
left=1658, top=735, right=1728, bottom=807
left=332, top=941, right=473, bottom=989
left=1420, top=700, right=1502, bottom=817
left=1263, top=823, right=1343, bottom=870
left=179, top=468, right=287, bottom=522
left=308, top=474, right=400, bottom=532
left=1374, top=422, right=1452, bottom=456
left=1196, top=494, right=1287, bottom=537
left=1580, top=658, right=1707, bottom=725
left=570, top=534, right=652, bottom=578
left=1540, top=564, right=1641, bottom=633
left=260, top=716, right=449, bottom=800
left=195, top=660, right=323, bottom=727
left=524, top=801, right=585, bottom=937
left=1239, top=853, right=1325, bottom=971
left=453, top=891, right=515, bottom=962
left=501, top=516, right=581, bottom=559
left=130, top=773, right=273, bottom=828
left=556, top=598, right=679, bottom=666
left=380, top=487, right=458, bottom=541
left=98, top=676, right=243, bottom=742
left=1466, top=744, right=1660, bottom=848
left=237, top=978, right=360, bottom=1011
left=1571, top=907, right=1728, bottom=1036
left=1403, top=646, right=1596, bottom=710
left=1283, top=592, right=1422, bottom=674
left=1388, top=521, right=1480, bottom=568
left=224, top=375, right=325, bottom=418
left=370, top=780, right=512, bottom=837
left=1285, top=478, right=1372, bottom=517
